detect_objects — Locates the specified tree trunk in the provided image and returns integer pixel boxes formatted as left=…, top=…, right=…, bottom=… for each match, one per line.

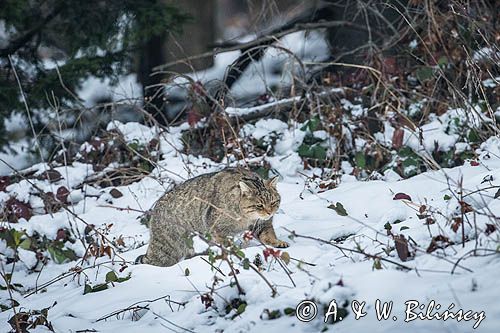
left=138, top=34, right=169, bottom=124
left=164, top=0, right=216, bottom=73
left=137, top=0, right=216, bottom=124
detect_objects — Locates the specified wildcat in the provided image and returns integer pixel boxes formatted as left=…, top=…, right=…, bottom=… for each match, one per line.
left=139, top=168, right=288, bottom=267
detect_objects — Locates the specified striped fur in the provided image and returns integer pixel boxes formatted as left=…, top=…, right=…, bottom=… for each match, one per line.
left=140, top=168, right=288, bottom=267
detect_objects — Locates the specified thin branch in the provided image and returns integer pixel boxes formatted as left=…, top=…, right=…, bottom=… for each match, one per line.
left=153, top=20, right=378, bottom=72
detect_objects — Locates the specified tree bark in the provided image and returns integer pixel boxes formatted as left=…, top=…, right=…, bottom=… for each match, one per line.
left=163, top=0, right=216, bottom=73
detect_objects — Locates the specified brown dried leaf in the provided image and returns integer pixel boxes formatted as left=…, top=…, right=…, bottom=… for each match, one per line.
left=56, top=186, right=70, bottom=203
left=149, top=138, right=159, bottom=150
left=394, top=235, right=410, bottom=262
left=102, top=246, right=113, bottom=258
left=41, top=170, right=62, bottom=183
left=383, top=56, right=398, bottom=75
left=4, top=198, right=32, bottom=222
left=424, top=217, right=435, bottom=225
left=109, top=188, right=123, bottom=198
left=280, top=251, right=290, bottom=265
left=485, top=224, right=496, bottom=236
left=0, top=176, right=10, bottom=192
left=187, top=109, right=202, bottom=127
left=392, top=128, right=404, bottom=149
left=55, top=228, right=68, bottom=242
left=451, top=217, right=462, bottom=233
left=393, top=193, right=412, bottom=201
left=116, top=235, right=125, bottom=247
left=42, top=192, right=63, bottom=214
left=459, top=201, right=473, bottom=213
left=426, top=235, right=453, bottom=253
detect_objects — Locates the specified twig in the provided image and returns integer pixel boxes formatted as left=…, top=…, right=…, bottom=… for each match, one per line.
left=284, top=228, right=413, bottom=271
left=151, top=311, right=197, bottom=333
left=0, top=157, right=127, bottom=263
left=153, top=20, right=378, bottom=72
left=195, top=234, right=277, bottom=297
left=199, top=257, right=226, bottom=277
left=96, top=294, right=187, bottom=322
left=225, top=258, right=245, bottom=295
left=96, top=204, right=146, bottom=214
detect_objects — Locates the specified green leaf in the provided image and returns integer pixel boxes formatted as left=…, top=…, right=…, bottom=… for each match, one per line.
left=400, top=226, right=410, bottom=231
left=416, top=67, right=434, bottom=82
left=19, top=238, right=31, bottom=250
left=242, top=258, right=250, bottom=270
left=236, top=250, right=245, bottom=258
left=0, top=229, right=26, bottom=249
left=12, top=230, right=23, bottom=247
left=355, top=152, right=366, bottom=169
left=236, top=303, right=247, bottom=315
left=47, top=244, right=77, bottom=264
left=297, top=144, right=309, bottom=157
left=184, top=268, right=190, bottom=276
left=444, top=194, right=452, bottom=201
left=297, top=143, right=327, bottom=161
left=468, top=129, right=480, bottom=143
left=384, top=222, right=392, bottom=231
left=105, top=271, right=118, bottom=283
left=373, top=258, right=382, bottom=270
left=301, top=116, right=321, bottom=132
left=437, top=56, right=448, bottom=66
left=284, top=307, right=295, bottom=316
left=91, top=283, right=109, bottom=293
left=266, top=309, right=282, bottom=320
left=328, top=202, right=348, bottom=216
left=83, top=284, right=92, bottom=295
left=208, top=250, right=215, bottom=264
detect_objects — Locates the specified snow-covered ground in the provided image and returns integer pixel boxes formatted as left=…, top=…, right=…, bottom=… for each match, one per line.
left=1, top=115, right=499, bottom=332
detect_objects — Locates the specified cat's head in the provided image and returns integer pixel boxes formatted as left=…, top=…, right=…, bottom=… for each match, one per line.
left=239, top=176, right=281, bottom=220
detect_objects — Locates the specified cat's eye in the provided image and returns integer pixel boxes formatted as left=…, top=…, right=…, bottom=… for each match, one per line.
left=256, top=204, right=264, bottom=209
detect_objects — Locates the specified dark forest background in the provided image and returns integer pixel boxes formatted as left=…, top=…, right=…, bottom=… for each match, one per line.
left=0, top=0, right=498, bottom=167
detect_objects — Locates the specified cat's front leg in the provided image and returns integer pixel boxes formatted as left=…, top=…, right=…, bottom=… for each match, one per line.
left=257, top=219, right=289, bottom=248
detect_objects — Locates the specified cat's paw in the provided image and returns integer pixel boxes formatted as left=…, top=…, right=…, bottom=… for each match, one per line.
left=274, top=240, right=289, bottom=248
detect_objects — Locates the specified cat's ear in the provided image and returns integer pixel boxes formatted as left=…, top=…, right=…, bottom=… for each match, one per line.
left=267, top=176, right=279, bottom=187
left=239, top=181, right=252, bottom=194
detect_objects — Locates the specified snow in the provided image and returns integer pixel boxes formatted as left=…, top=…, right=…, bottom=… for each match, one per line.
left=77, top=74, right=141, bottom=108
left=241, top=118, right=289, bottom=140
left=0, top=115, right=499, bottom=332
left=0, top=20, right=16, bottom=49
left=482, top=77, right=499, bottom=88
left=0, top=139, right=32, bottom=176
left=472, top=47, right=499, bottom=62
left=341, top=98, right=366, bottom=118
left=164, top=29, right=330, bottom=111
left=374, top=106, right=490, bottom=155
left=227, top=96, right=301, bottom=117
